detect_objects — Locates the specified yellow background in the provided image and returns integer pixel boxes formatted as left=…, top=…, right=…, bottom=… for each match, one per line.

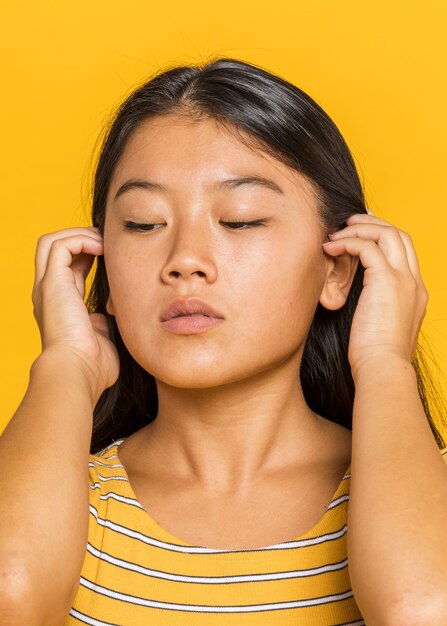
left=1, top=1, right=446, bottom=437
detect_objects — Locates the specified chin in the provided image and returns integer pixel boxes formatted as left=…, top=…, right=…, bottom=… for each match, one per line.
left=144, top=358, right=260, bottom=389
left=125, top=342, right=275, bottom=389
left=152, top=370, right=234, bottom=389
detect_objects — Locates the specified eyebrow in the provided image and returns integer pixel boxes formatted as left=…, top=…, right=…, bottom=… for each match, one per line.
left=114, top=175, right=284, bottom=200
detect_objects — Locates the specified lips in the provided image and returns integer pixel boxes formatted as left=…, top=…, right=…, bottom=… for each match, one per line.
left=159, top=298, right=225, bottom=322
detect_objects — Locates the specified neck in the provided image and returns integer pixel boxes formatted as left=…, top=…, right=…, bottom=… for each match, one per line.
left=137, top=357, right=326, bottom=493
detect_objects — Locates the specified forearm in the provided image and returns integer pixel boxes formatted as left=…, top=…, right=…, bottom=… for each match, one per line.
left=347, top=356, right=447, bottom=625
left=0, top=350, right=96, bottom=625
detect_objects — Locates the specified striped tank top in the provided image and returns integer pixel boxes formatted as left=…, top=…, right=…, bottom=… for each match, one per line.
left=64, top=439, right=447, bottom=625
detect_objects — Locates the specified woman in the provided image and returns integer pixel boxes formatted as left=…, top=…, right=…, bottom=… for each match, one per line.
left=1, top=57, right=447, bottom=626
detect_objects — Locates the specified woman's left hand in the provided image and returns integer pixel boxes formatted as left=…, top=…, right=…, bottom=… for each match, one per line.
left=322, top=213, right=429, bottom=381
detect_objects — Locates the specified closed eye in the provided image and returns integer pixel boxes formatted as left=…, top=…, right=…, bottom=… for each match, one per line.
left=123, top=219, right=268, bottom=232
left=221, top=220, right=267, bottom=230
left=123, top=221, right=163, bottom=232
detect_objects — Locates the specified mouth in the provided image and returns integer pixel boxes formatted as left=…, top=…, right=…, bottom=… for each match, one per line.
left=160, top=313, right=224, bottom=334
left=160, top=298, right=224, bottom=323
left=173, top=313, right=210, bottom=318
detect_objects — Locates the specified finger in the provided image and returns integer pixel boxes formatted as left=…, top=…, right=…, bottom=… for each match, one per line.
left=70, top=251, right=98, bottom=297
left=345, top=213, right=391, bottom=226
left=33, top=234, right=104, bottom=309
left=46, top=236, right=104, bottom=302
left=395, top=231, right=426, bottom=287
left=34, top=228, right=102, bottom=286
left=323, top=236, right=391, bottom=273
left=327, top=223, right=411, bottom=274
left=44, top=235, right=103, bottom=278
left=344, top=215, right=425, bottom=284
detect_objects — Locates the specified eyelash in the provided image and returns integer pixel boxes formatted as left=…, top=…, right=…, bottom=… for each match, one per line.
left=123, top=219, right=267, bottom=232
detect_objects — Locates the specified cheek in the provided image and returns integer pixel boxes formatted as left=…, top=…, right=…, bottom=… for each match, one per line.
left=105, top=237, right=149, bottom=287
left=104, top=244, right=152, bottom=323
left=234, top=246, right=324, bottom=340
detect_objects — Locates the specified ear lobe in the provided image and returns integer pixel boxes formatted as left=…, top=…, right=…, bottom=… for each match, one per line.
left=319, top=253, right=359, bottom=311
left=106, top=294, right=115, bottom=316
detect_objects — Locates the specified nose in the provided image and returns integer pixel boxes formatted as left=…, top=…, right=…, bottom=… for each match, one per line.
left=160, top=221, right=217, bottom=285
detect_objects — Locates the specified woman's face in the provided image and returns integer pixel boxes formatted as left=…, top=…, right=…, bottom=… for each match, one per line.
left=103, top=112, right=344, bottom=388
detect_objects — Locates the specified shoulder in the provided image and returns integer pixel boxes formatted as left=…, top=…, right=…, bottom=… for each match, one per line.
left=88, top=439, right=128, bottom=502
left=317, top=416, right=352, bottom=470
left=89, top=438, right=125, bottom=471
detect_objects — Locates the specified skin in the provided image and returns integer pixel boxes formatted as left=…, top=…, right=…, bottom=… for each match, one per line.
left=2, top=107, right=445, bottom=623
left=101, top=115, right=447, bottom=617
left=102, top=112, right=359, bottom=512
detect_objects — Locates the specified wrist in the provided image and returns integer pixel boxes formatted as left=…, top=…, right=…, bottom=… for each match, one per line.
left=31, top=349, right=102, bottom=408
left=351, top=353, right=415, bottom=387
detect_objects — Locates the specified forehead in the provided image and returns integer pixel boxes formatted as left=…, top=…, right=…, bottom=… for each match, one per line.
left=109, top=113, right=317, bottom=201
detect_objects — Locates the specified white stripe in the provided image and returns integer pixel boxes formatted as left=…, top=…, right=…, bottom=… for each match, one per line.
left=97, top=445, right=116, bottom=457
left=97, top=473, right=128, bottom=483
left=68, top=607, right=118, bottom=625
left=92, top=460, right=124, bottom=469
left=98, top=492, right=144, bottom=509
left=91, top=488, right=348, bottom=514
left=97, top=440, right=125, bottom=457
left=86, top=542, right=348, bottom=583
left=80, top=576, right=354, bottom=612
left=89, top=460, right=123, bottom=469
left=89, top=504, right=348, bottom=554
left=328, top=493, right=350, bottom=509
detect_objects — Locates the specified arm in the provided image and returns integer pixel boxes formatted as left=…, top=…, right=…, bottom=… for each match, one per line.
left=348, top=357, right=447, bottom=626
left=0, top=350, right=97, bottom=626
left=323, top=212, right=447, bottom=625
left=0, top=227, right=118, bottom=626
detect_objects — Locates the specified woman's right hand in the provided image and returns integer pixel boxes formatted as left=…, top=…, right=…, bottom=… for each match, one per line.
left=32, top=226, right=120, bottom=404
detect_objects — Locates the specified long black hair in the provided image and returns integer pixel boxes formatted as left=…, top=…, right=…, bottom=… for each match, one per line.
left=86, top=56, right=447, bottom=453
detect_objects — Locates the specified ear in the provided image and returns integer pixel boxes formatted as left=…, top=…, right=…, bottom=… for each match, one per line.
left=319, top=251, right=360, bottom=311
left=106, top=293, right=115, bottom=316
